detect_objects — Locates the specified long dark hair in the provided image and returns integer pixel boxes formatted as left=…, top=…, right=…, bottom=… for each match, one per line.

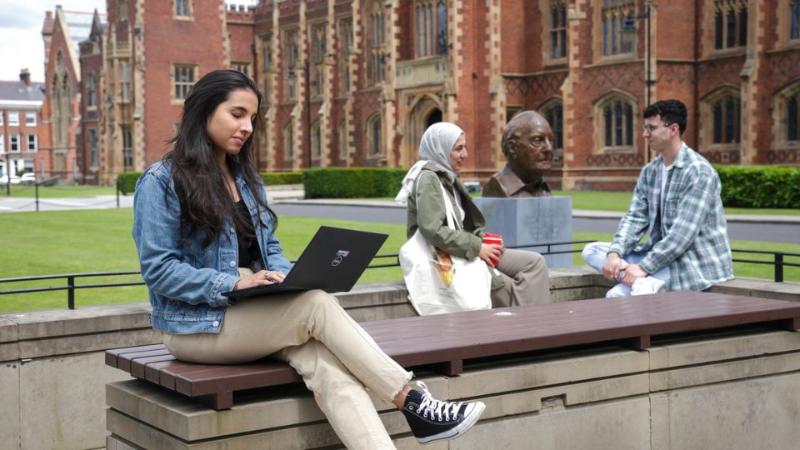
left=164, top=69, right=276, bottom=246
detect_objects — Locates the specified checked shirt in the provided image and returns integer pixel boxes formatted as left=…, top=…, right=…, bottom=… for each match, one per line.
left=608, top=143, right=733, bottom=291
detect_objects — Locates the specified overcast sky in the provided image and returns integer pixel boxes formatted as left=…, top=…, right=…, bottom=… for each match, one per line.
left=0, top=0, right=259, bottom=82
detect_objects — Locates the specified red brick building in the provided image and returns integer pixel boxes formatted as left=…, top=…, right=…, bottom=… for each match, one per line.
left=0, top=70, right=45, bottom=181
left=41, top=7, right=96, bottom=181
left=73, top=0, right=800, bottom=189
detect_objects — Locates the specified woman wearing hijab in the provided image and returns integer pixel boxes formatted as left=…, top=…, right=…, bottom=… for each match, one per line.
left=396, top=122, right=551, bottom=308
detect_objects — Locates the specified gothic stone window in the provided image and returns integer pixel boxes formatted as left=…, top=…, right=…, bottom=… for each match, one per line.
left=122, top=125, right=133, bottom=170
left=232, top=62, right=251, bottom=78
left=173, top=64, right=196, bottom=100
left=415, top=0, right=447, bottom=58
left=175, top=0, right=191, bottom=18
left=368, top=1, right=386, bottom=85
left=86, top=73, right=96, bottom=108
left=338, top=18, right=353, bottom=94
left=260, top=34, right=272, bottom=102
left=775, top=81, right=800, bottom=144
left=283, top=29, right=299, bottom=101
left=714, top=0, right=747, bottom=50
left=120, top=60, right=131, bottom=103
left=711, top=95, right=741, bottom=144
left=597, top=96, right=634, bottom=151
left=602, top=0, right=635, bottom=57
left=792, top=0, right=800, bottom=40
left=541, top=100, right=564, bottom=165
left=549, top=1, right=568, bottom=60
left=283, top=121, right=295, bottom=168
left=789, top=91, right=800, bottom=142
left=310, top=119, right=322, bottom=164
left=367, top=114, right=383, bottom=157
left=310, top=23, right=326, bottom=98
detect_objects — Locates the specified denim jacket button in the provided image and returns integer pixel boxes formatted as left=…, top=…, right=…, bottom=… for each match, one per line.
left=212, top=321, right=220, bottom=327
left=229, top=260, right=236, bottom=268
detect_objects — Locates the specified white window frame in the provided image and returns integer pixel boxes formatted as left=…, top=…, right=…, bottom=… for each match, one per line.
left=10, top=134, right=20, bottom=152
left=25, top=112, right=36, bottom=126
left=173, top=64, right=197, bottom=100
left=27, top=134, right=37, bottom=152
left=0, top=134, right=4, bottom=152
left=8, top=112, right=19, bottom=126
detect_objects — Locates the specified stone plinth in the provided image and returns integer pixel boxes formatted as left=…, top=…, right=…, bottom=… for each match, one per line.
left=474, top=196, right=573, bottom=268
left=106, top=329, right=800, bottom=449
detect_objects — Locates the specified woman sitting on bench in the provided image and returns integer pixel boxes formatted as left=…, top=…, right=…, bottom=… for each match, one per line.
left=396, top=122, right=551, bottom=309
left=131, top=69, right=484, bottom=448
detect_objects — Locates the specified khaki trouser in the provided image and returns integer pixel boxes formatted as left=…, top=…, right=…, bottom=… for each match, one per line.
left=491, top=248, right=551, bottom=307
left=164, top=281, right=412, bottom=450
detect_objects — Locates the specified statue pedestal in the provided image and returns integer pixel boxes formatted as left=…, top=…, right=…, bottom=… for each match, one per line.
left=474, top=196, right=573, bottom=268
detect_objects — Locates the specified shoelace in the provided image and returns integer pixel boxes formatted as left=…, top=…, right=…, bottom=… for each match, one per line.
left=415, top=381, right=463, bottom=422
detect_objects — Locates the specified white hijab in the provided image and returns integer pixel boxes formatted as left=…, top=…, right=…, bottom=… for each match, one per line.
left=395, top=122, right=464, bottom=205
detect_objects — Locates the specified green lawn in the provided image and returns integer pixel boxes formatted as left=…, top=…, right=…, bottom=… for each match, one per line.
left=0, top=210, right=797, bottom=314
left=549, top=190, right=800, bottom=216
left=2, top=184, right=117, bottom=198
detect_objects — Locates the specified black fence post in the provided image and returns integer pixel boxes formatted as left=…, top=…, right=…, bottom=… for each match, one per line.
left=775, top=253, right=784, bottom=283
left=67, top=276, right=75, bottom=310
left=35, top=182, right=39, bottom=212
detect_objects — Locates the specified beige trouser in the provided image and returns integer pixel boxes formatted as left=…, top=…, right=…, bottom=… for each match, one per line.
left=163, top=284, right=412, bottom=450
left=491, top=248, right=551, bottom=307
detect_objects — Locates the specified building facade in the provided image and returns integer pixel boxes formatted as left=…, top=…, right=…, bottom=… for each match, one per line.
left=0, top=70, right=45, bottom=181
left=70, top=0, right=800, bottom=189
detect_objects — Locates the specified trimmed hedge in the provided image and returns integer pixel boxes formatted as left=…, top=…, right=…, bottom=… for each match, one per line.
left=303, top=167, right=407, bottom=199
left=716, top=165, right=800, bottom=209
left=261, top=171, right=304, bottom=186
left=117, top=172, right=142, bottom=195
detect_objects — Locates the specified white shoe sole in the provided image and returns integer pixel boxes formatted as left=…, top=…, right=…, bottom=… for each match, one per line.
left=417, top=401, right=486, bottom=444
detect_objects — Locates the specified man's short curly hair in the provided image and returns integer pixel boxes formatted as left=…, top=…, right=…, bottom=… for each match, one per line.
left=643, top=99, right=687, bottom=135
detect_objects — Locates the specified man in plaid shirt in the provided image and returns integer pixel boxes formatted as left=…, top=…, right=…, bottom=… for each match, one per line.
left=582, top=99, right=733, bottom=296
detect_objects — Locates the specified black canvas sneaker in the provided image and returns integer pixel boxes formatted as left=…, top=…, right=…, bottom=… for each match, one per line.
left=402, top=381, right=486, bottom=444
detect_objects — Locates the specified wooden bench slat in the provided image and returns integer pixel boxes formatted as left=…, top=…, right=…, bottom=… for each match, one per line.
left=106, top=292, right=800, bottom=410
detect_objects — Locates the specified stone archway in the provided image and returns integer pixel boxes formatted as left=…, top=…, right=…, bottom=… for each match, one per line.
left=402, top=94, right=443, bottom=167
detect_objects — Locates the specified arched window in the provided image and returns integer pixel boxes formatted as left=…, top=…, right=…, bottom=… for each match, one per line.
left=600, top=97, right=634, bottom=148
left=283, top=121, right=294, bottom=169
left=713, top=0, right=747, bottom=50
left=773, top=80, right=800, bottom=144
left=792, top=0, right=800, bottom=40
left=711, top=95, right=740, bottom=144
left=541, top=100, right=564, bottom=164
left=366, top=114, right=383, bottom=157
left=310, top=120, right=322, bottom=164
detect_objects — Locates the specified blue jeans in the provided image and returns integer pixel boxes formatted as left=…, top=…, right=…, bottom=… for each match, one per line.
left=582, top=242, right=671, bottom=297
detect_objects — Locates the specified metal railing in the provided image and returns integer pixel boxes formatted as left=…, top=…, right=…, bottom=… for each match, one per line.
left=1, top=244, right=797, bottom=310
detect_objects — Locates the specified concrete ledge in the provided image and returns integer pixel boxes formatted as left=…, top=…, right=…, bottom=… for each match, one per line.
left=3, top=271, right=797, bottom=449
left=106, top=329, right=800, bottom=450
left=711, top=277, right=800, bottom=302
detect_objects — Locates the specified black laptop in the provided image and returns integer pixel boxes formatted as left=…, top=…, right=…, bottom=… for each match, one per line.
left=224, top=226, right=388, bottom=300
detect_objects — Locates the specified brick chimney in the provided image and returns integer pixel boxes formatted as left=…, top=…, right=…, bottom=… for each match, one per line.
left=19, top=68, right=31, bottom=85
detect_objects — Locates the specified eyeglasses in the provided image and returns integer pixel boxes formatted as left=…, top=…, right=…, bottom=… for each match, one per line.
left=642, top=122, right=674, bottom=133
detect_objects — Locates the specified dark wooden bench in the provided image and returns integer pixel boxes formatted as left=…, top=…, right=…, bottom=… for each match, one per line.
left=106, top=292, right=800, bottom=410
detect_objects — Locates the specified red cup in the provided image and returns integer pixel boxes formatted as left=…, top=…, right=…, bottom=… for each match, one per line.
left=482, top=232, right=503, bottom=267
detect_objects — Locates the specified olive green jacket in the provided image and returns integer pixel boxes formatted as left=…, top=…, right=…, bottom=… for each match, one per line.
left=406, top=166, right=504, bottom=289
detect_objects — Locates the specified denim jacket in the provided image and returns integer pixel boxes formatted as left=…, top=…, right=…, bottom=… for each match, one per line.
left=132, top=161, right=292, bottom=334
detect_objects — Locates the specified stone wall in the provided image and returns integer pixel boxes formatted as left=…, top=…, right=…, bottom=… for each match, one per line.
left=0, top=270, right=797, bottom=449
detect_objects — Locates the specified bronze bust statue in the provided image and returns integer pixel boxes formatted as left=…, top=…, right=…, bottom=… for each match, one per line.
left=483, top=110, right=554, bottom=198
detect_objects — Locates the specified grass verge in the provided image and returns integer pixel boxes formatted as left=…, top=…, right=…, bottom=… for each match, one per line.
left=1, top=211, right=797, bottom=313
